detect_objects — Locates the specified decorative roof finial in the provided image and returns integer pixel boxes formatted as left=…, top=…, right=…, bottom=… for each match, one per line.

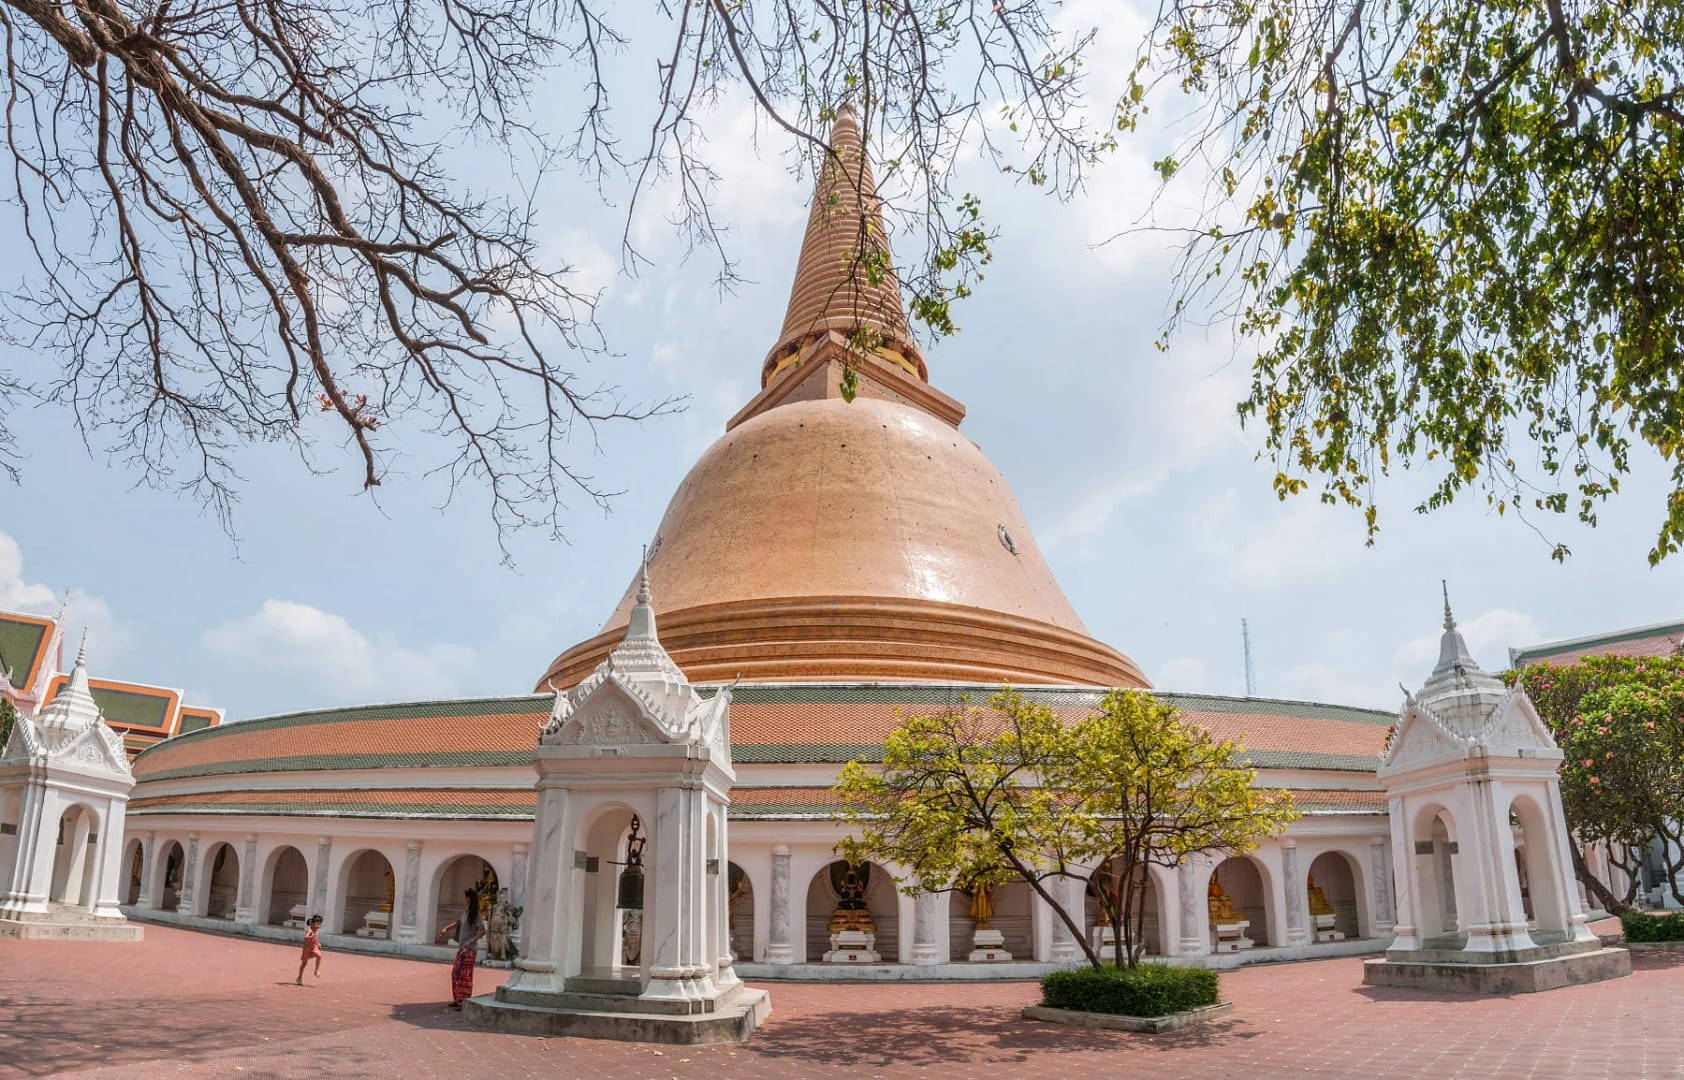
left=75, top=629, right=89, bottom=669
left=1442, top=579, right=1456, bottom=632
left=624, top=548, right=657, bottom=642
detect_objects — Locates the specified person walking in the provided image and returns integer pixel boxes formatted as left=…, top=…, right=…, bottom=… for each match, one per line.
left=295, top=915, right=324, bottom=985
left=438, top=886, right=485, bottom=1009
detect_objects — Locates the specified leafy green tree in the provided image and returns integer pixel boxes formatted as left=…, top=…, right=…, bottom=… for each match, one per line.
left=1509, top=654, right=1684, bottom=910
left=1060, top=690, right=1298, bottom=967
left=835, top=688, right=1297, bottom=970
left=1125, top=1, right=1684, bottom=563
left=0, top=696, right=14, bottom=751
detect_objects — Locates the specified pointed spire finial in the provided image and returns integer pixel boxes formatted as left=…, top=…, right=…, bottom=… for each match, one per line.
left=1442, top=580, right=1455, bottom=631
left=637, top=544, right=651, bottom=606
left=75, top=629, right=88, bottom=669
left=760, top=105, right=926, bottom=388
left=624, top=548, right=657, bottom=642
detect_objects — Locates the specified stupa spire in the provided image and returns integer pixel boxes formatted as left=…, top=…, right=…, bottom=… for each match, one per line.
left=761, top=104, right=926, bottom=387
left=625, top=545, right=656, bottom=642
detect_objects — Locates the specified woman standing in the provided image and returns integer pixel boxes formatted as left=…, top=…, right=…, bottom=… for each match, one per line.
left=437, top=886, right=485, bottom=1009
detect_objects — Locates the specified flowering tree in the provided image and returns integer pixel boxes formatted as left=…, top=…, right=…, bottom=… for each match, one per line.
left=1509, top=655, right=1684, bottom=911
left=834, top=688, right=1297, bottom=970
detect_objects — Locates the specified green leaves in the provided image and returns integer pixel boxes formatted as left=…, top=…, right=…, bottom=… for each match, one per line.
left=834, top=687, right=1297, bottom=969
left=1133, top=0, right=1684, bottom=563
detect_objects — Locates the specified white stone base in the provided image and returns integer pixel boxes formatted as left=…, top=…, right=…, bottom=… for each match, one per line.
left=823, top=929, right=880, bottom=963
left=968, top=927, right=1013, bottom=962
left=1212, top=920, right=1252, bottom=953
left=1313, top=914, right=1345, bottom=942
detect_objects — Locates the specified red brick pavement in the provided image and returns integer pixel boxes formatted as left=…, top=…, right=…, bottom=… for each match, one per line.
left=1, top=922, right=1676, bottom=1079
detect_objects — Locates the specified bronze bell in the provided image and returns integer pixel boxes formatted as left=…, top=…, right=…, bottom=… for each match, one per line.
left=616, top=814, right=647, bottom=911
left=616, top=862, right=645, bottom=911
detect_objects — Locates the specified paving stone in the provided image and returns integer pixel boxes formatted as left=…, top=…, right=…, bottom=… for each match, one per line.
left=0, top=919, right=1667, bottom=1079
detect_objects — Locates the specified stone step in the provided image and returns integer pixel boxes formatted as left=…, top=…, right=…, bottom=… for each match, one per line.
left=564, top=975, right=645, bottom=996
left=0, top=917, right=143, bottom=942
left=466, top=987, right=770, bottom=1045
left=498, top=986, right=711, bottom=1016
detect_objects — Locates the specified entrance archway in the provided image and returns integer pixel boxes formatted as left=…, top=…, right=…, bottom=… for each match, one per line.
left=431, top=855, right=499, bottom=943
left=123, top=839, right=143, bottom=905
left=153, top=840, right=184, bottom=912
left=727, top=862, right=754, bottom=962
left=336, top=850, right=395, bottom=938
left=1211, top=856, right=1273, bottom=946
left=1411, top=807, right=1460, bottom=942
left=264, top=846, right=309, bottom=925
left=201, top=842, right=240, bottom=919
left=577, top=805, right=643, bottom=973
left=1082, top=860, right=1166, bottom=961
left=49, top=804, right=99, bottom=909
left=806, top=861, right=898, bottom=962
left=1306, top=851, right=1362, bottom=938
left=1510, top=794, right=1570, bottom=942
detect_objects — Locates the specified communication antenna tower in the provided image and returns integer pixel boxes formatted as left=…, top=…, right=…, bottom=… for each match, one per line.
left=1241, top=618, right=1257, bottom=697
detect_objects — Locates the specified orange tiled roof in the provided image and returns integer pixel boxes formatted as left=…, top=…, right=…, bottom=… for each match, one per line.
left=1511, top=621, right=1684, bottom=668
left=131, top=687, right=1392, bottom=783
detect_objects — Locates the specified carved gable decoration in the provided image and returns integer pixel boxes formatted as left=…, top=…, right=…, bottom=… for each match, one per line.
left=544, top=678, right=672, bottom=747
left=1479, top=692, right=1560, bottom=759
left=1379, top=700, right=1468, bottom=776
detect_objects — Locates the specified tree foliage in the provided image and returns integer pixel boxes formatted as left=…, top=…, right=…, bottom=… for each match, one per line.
left=835, top=687, right=1297, bottom=970
left=0, top=0, right=1104, bottom=538
left=1127, top=0, right=1684, bottom=563
left=1508, top=653, right=1684, bottom=910
left=0, top=695, right=14, bottom=750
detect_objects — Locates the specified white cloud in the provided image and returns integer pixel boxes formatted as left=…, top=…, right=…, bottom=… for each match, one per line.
left=1195, top=491, right=1368, bottom=589
left=0, top=530, right=128, bottom=666
left=1041, top=350, right=1247, bottom=553
left=1273, top=660, right=1395, bottom=711
left=1153, top=655, right=1213, bottom=692
left=202, top=600, right=477, bottom=705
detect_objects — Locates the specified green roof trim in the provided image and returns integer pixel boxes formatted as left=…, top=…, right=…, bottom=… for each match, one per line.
left=177, top=714, right=214, bottom=734
left=138, top=749, right=534, bottom=783
left=0, top=617, right=48, bottom=691
left=1510, top=620, right=1684, bottom=666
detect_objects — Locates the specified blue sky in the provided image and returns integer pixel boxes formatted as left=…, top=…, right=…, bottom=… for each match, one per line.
left=1, top=4, right=1679, bottom=720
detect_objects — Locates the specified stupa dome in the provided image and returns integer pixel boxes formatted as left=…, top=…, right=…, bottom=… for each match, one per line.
left=537, top=108, right=1146, bottom=691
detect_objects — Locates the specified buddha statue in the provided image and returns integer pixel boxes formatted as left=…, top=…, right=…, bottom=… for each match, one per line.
left=968, top=880, right=995, bottom=930
left=381, top=864, right=395, bottom=913
left=827, top=865, right=876, bottom=934
left=1307, top=874, right=1335, bottom=917
left=1208, top=879, right=1242, bottom=923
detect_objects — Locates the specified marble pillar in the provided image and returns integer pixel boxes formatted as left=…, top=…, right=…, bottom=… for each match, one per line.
left=910, top=889, right=941, bottom=965
left=1283, top=841, right=1309, bottom=945
left=135, top=831, right=156, bottom=908
left=313, top=837, right=331, bottom=921
left=509, top=842, right=529, bottom=950
left=236, top=835, right=258, bottom=923
left=1178, top=861, right=1205, bottom=955
left=396, top=841, right=422, bottom=943
left=1042, top=876, right=1077, bottom=962
left=1370, top=837, right=1395, bottom=933
left=766, top=845, right=793, bottom=964
left=180, top=833, right=200, bottom=914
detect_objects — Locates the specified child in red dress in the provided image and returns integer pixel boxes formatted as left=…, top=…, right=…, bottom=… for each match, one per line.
left=296, top=914, right=324, bottom=984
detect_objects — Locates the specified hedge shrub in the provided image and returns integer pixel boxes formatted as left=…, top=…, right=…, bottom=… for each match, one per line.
left=1040, top=963, right=1220, bottom=1017
left=1621, top=910, right=1684, bottom=942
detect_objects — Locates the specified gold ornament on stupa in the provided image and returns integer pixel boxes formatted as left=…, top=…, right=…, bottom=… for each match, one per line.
left=1307, top=874, right=1335, bottom=917
left=1208, top=880, right=1242, bottom=922
left=827, top=865, right=876, bottom=933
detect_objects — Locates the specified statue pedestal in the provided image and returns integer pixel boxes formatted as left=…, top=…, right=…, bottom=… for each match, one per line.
left=1313, top=913, right=1345, bottom=943
left=283, top=904, right=308, bottom=929
left=355, top=910, right=391, bottom=939
left=968, top=927, right=1012, bottom=962
left=823, top=929, right=880, bottom=963
left=1211, top=920, right=1253, bottom=953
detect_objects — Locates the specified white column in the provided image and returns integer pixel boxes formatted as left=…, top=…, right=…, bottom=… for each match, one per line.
left=643, top=785, right=691, bottom=1000
left=1047, top=876, right=1081, bottom=962
left=86, top=805, right=123, bottom=918
left=713, top=810, right=739, bottom=989
left=1, top=784, right=51, bottom=915
left=1369, top=838, right=1395, bottom=934
left=1541, top=778, right=1597, bottom=943
left=235, top=835, right=258, bottom=924
left=508, top=785, right=568, bottom=994
left=312, top=836, right=331, bottom=920
left=1178, top=860, right=1206, bottom=955
left=765, top=844, right=793, bottom=964
left=180, top=833, right=201, bottom=915
left=396, top=840, right=423, bottom=943
left=1387, top=796, right=1420, bottom=950
left=135, top=831, right=156, bottom=909
left=1282, top=841, right=1309, bottom=945
left=910, top=888, right=941, bottom=964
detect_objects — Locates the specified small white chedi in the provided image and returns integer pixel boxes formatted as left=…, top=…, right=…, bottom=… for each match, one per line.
left=0, top=638, right=142, bottom=940
left=1364, top=587, right=1628, bottom=993
left=466, top=560, right=770, bottom=1043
